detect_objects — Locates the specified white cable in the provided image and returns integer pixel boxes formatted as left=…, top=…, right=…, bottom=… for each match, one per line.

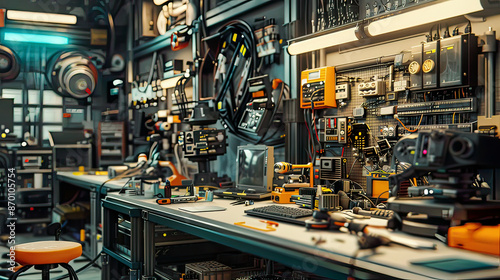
left=181, top=145, right=188, bottom=176
left=174, top=143, right=188, bottom=176
left=149, top=141, right=158, bottom=162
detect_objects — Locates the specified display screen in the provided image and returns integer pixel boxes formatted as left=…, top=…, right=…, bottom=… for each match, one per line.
left=237, top=148, right=266, bottom=189
left=308, top=70, right=320, bottom=80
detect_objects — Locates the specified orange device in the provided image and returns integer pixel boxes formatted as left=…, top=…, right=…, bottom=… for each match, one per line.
left=274, top=162, right=314, bottom=188
left=271, top=183, right=308, bottom=204
left=300, top=66, right=336, bottom=109
left=158, top=161, right=187, bottom=187
left=448, top=223, right=500, bottom=256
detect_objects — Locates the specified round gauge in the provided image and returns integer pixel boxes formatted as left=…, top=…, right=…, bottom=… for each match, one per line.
left=47, top=51, right=98, bottom=99
left=0, top=45, right=20, bottom=81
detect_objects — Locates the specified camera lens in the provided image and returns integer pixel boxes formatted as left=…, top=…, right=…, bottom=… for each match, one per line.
left=449, top=137, right=474, bottom=158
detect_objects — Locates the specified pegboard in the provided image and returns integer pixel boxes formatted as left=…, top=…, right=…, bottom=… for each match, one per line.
left=317, top=63, right=478, bottom=191
left=326, top=64, right=395, bottom=190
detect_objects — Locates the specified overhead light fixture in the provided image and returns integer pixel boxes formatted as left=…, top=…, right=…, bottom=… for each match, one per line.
left=4, top=32, right=69, bottom=45
left=287, top=27, right=359, bottom=55
left=366, top=0, right=484, bottom=36
left=6, top=10, right=77, bottom=25
left=154, top=0, right=171, bottom=5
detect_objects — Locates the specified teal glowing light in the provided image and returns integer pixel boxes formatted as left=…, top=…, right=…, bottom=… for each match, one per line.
left=4, top=32, right=68, bottom=45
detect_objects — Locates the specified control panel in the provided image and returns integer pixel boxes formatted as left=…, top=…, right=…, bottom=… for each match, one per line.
left=320, top=116, right=348, bottom=144
left=179, top=129, right=227, bottom=158
left=300, top=67, right=336, bottom=109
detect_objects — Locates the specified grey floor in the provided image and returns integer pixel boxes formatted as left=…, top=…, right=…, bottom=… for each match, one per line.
left=0, top=233, right=101, bottom=280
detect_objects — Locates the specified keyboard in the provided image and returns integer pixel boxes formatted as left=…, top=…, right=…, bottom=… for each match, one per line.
left=244, top=205, right=314, bottom=226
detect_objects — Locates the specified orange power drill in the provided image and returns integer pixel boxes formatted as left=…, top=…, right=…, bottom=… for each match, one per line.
left=274, top=162, right=314, bottom=188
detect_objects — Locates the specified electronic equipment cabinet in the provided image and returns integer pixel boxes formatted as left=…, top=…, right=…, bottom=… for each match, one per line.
left=11, top=148, right=54, bottom=226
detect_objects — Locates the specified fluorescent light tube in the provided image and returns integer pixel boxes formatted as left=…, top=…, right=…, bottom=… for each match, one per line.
left=154, top=0, right=169, bottom=5
left=7, top=10, right=77, bottom=25
left=4, top=32, right=69, bottom=45
left=288, top=27, right=359, bottom=55
left=367, top=0, right=483, bottom=36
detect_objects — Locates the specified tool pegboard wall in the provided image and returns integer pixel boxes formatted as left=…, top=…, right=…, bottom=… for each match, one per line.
left=312, top=59, right=480, bottom=192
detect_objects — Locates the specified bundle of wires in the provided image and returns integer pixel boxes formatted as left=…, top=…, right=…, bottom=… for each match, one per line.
left=172, top=73, right=192, bottom=120
left=303, top=90, right=324, bottom=162
left=210, top=20, right=285, bottom=146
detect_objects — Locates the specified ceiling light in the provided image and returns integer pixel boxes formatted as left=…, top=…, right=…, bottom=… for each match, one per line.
left=154, top=0, right=171, bottom=5
left=366, top=0, right=483, bottom=36
left=6, top=10, right=77, bottom=25
left=4, top=32, right=69, bottom=45
left=288, top=27, right=359, bottom=55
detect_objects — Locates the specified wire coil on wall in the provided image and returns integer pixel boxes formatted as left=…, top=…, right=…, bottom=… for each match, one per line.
left=0, top=45, right=21, bottom=81
left=47, top=51, right=99, bottom=99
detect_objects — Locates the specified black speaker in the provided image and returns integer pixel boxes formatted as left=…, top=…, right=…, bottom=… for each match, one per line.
left=0, top=45, right=20, bottom=81
left=47, top=51, right=98, bottom=99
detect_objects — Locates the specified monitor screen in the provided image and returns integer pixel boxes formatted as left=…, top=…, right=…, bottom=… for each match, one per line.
left=238, top=149, right=266, bottom=188
left=236, top=145, right=274, bottom=192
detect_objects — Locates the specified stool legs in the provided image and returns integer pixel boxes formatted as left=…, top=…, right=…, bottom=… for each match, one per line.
left=9, top=265, right=32, bottom=280
left=9, top=263, right=79, bottom=280
left=60, top=263, right=79, bottom=280
left=41, top=266, right=50, bottom=280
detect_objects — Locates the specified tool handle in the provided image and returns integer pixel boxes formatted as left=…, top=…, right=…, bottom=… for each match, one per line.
left=156, top=198, right=171, bottom=205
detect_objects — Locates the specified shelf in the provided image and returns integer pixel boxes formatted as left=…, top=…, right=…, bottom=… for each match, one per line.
left=17, top=203, right=52, bottom=208
left=16, top=169, right=53, bottom=174
left=133, top=25, right=188, bottom=59
left=17, top=217, right=52, bottom=224
left=99, top=160, right=124, bottom=166
left=205, top=0, right=274, bottom=27
left=14, top=150, right=52, bottom=155
left=101, top=150, right=123, bottom=156
left=17, top=188, right=52, bottom=192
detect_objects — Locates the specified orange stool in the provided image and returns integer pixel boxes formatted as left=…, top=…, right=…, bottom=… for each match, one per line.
left=11, top=241, right=82, bottom=280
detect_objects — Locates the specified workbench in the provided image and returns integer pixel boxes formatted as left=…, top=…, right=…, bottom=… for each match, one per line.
left=55, top=172, right=130, bottom=260
left=102, top=192, right=500, bottom=280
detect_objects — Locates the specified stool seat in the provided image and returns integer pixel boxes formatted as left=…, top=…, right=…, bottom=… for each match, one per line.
left=15, top=241, right=82, bottom=265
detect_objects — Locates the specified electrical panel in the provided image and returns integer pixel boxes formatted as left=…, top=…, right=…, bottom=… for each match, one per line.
left=409, top=44, right=423, bottom=90
left=422, top=41, right=439, bottom=89
left=358, top=81, right=386, bottom=96
left=439, top=33, right=478, bottom=87
left=398, top=123, right=475, bottom=137
left=319, top=116, right=348, bottom=144
left=300, top=67, right=336, bottom=109
left=335, top=84, right=350, bottom=100
left=396, top=98, right=476, bottom=116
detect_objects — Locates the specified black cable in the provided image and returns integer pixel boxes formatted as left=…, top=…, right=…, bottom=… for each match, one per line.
left=52, top=250, right=103, bottom=280
left=257, top=82, right=286, bottom=144
left=347, top=158, right=358, bottom=178
left=210, top=20, right=266, bottom=143
left=375, top=190, right=389, bottom=206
